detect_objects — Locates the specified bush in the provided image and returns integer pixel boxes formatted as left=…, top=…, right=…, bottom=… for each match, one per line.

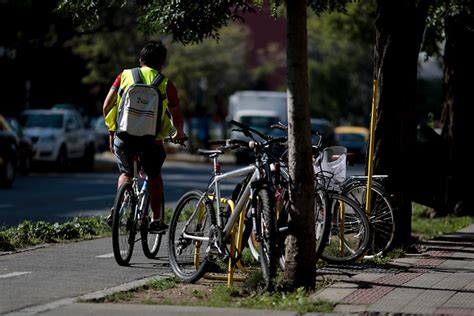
left=0, top=216, right=111, bottom=251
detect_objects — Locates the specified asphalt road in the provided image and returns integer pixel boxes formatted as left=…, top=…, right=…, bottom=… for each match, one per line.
left=0, top=158, right=240, bottom=228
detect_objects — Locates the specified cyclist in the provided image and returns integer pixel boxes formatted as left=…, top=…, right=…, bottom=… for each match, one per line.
left=103, top=40, right=186, bottom=233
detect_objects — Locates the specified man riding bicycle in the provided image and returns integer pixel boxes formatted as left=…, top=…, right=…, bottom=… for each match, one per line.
left=103, top=40, right=186, bottom=233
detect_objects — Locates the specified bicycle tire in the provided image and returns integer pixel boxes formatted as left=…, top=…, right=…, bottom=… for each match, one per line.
left=314, top=188, right=331, bottom=259
left=343, top=180, right=396, bottom=258
left=255, top=187, right=277, bottom=291
left=168, top=190, right=211, bottom=283
left=321, top=193, right=371, bottom=264
left=112, top=183, right=136, bottom=266
left=140, top=192, right=162, bottom=259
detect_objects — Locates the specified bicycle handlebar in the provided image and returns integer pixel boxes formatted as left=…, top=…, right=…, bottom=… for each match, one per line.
left=230, top=120, right=268, bottom=141
left=166, top=135, right=189, bottom=147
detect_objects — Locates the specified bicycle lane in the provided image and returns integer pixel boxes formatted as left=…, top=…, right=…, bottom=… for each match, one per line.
left=312, top=223, right=474, bottom=314
left=0, top=236, right=172, bottom=314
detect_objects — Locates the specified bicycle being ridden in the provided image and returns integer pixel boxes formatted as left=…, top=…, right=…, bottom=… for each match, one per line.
left=111, top=136, right=187, bottom=266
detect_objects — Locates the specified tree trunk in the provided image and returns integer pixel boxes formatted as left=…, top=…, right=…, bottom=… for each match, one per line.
left=439, top=12, right=474, bottom=216
left=373, top=0, right=429, bottom=247
left=283, top=0, right=316, bottom=290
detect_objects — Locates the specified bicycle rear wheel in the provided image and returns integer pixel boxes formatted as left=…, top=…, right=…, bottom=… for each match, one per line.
left=343, top=180, right=395, bottom=258
left=168, top=190, right=211, bottom=282
left=112, top=183, right=136, bottom=266
left=140, top=193, right=162, bottom=259
left=321, top=193, right=371, bottom=264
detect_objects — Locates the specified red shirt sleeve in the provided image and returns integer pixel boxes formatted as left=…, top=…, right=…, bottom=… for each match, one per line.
left=112, top=73, right=122, bottom=89
left=166, top=80, right=180, bottom=108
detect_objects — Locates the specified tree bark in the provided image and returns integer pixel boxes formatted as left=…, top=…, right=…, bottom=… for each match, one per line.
left=439, top=12, right=474, bottom=216
left=373, top=0, right=429, bottom=247
left=283, top=0, right=316, bottom=290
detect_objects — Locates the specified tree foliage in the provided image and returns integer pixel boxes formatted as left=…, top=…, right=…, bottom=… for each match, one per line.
left=423, top=0, right=474, bottom=56
left=164, top=25, right=250, bottom=115
left=307, top=1, right=374, bottom=124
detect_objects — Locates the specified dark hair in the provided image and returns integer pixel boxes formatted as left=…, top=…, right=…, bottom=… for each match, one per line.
left=139, top=40, right=167, bottom=69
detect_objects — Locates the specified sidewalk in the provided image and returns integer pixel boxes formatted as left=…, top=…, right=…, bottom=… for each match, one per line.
left=314, top=223, right=474, bottom=314
left=14, top=224, right=474, bottom=315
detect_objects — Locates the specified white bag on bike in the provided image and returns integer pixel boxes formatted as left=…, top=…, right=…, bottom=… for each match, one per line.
left=314, top=145, right=347, bottom=189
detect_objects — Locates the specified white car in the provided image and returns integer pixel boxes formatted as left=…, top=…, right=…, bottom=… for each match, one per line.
left=20, top=109, right=96, bottom=170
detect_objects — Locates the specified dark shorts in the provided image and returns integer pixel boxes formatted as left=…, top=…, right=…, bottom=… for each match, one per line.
left=113, top=136, right=166, bottom=179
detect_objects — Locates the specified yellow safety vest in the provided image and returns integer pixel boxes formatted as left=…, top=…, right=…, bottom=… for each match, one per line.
left=105, top=66, right=172, bottom=140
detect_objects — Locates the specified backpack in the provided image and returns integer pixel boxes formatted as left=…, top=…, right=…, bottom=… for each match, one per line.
left=116, top=67, right=165, bottom=145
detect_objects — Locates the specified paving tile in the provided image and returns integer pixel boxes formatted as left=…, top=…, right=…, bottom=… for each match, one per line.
left=403, top=271, right=449, bottom=288
left=365, top=288, right=423, bottom=313
left=431, top=273, right=474, bottom=290
left=400, top=289, right=454, bottom=314
left=443, top=292, right=474, bottom=308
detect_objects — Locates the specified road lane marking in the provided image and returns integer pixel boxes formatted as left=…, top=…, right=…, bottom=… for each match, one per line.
left=0, top=204, right=13, bottom=208
left=75, top=194, right=115, bottom=202
left=96, top=253, right=114, bottom=258
left=0, top=271, right=32, bottom=279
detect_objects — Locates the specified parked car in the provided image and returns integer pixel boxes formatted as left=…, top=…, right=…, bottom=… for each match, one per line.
left=335, top=126, right=369, bottom=163
left=0, top=114, right=18, bottom=188
left=19, top=109, right=96, bottom=170
left=5, top=117, right=34, bottom=175
left=90, top=116, right=109, bottom=153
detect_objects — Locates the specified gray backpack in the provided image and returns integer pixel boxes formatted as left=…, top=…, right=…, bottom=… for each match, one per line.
left=117, top=67, right=165, bottom=145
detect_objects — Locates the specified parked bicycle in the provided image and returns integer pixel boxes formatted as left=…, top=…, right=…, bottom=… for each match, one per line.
left=168, top=121, right=286, bottom=290
left=230, top=121, right=331, bottom=268
left=269, top=122, right=371, bottom=264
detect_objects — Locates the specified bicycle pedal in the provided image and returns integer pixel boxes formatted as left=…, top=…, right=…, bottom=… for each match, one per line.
left=206, top=244, right=222, bottom=256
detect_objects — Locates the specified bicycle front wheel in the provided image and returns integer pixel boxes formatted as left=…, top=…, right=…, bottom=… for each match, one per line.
left=255, top=187, right=277, bottom=291
left=140, top=193, right=162, bottom=259
left=343, top=180, right=395, bottom=259
left=168, top=190, right=211, bottom=283
left=322, top=193, right=371, bottom=264
left=112, top=183, right=136, bottom=266
left=314, top=188, right=331, bottom=259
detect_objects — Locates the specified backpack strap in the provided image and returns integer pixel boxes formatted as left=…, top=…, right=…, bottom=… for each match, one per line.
left=131, top=67, right=143, bottom=84
left=151, top=73, right=165, bottom=87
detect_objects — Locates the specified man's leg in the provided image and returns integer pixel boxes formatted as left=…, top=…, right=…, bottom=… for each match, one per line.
left=118, top=173, right=132, bottom=188
left=142, top=144, right=167, bottom=232
left=148, top=175, right=164, bottom=221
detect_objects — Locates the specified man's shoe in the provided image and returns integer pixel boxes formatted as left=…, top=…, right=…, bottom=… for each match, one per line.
left=149, top=221, right=169, bottom=234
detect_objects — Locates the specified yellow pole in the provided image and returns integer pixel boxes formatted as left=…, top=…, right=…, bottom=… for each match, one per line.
left=235, top=204, right=248, bottom=273
left=339, top=202, right=345, bottom=256
left=366, top=79, right=378, bottom=215
left=226, top=199, right=236, bottom=288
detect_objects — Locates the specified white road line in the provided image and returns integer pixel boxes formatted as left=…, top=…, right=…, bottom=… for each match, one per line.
left=0, top=204, right=13, bottom=208
left=75, top=194, right=115, bottom=202
left=96, top=253, right=114, bottom=258
left=0, top=271, right=32, bottom=279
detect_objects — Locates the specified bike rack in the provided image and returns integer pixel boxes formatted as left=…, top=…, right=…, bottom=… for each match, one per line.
left=197, top=197, right=248, bottom=288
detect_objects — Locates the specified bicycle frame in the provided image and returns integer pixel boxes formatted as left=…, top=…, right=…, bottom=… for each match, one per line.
left=182, top=163, right=259, bottom=243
